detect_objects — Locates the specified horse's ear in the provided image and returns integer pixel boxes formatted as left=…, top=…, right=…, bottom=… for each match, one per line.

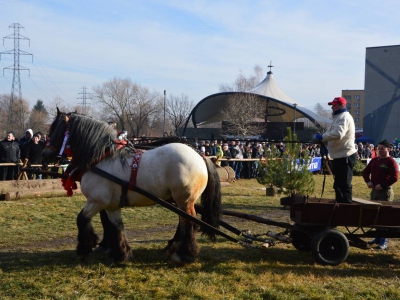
left=56, top=107, right=61, bottom=117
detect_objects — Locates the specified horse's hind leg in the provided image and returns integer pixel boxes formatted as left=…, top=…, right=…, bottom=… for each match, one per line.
left=163, top=222, right=181, bottom=252
left=76, top=209, right=99, bottom=259
left=167, top=204, right=199, bottom=265
left=106, top=209, right=132, bottom=262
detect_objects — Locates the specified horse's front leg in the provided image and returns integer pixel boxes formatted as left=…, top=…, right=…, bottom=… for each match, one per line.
left=93, top=209, right=112, bottom=254
left=76, top=208, right=99, bottom=259
left=106, top=209, right=132, bottom=262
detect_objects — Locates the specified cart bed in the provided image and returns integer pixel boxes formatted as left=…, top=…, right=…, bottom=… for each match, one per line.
left=281, top=194, right=400, bottom=228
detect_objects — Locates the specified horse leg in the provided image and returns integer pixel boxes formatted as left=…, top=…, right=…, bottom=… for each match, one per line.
left=76, top=209, right=99, bottom=259
left=93, top=209, right=112, bottom=254
left=105, top=209, right=132, bottom=262
left=163, top=222, right=181, bottom=252
left=167, top=203, right=199, bottom=265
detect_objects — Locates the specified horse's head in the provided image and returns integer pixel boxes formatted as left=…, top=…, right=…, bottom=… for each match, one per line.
left=42, top=107, right=72, bottom=164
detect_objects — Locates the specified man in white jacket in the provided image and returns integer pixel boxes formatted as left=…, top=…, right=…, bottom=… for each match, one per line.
left=315, top=97, right=357, bottom=203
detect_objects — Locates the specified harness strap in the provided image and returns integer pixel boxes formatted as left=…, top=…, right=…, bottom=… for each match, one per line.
left=91, top=166, right=129, bottom=208
left=90, top=167, right=239, bottom=243
left=59, top=131, right=69, bottom=156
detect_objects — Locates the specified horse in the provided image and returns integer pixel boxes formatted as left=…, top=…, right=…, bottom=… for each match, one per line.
left=42, top=109, right=222, bottom=264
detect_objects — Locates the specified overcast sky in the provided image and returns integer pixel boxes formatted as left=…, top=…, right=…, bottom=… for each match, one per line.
left=0, top=0, right=399, bottom=110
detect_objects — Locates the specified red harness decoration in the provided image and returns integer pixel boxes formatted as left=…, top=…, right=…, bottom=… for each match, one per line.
left=61, top=138, right=144, bottom=197
left=128, top=150, right=144, bottom=190
left=61, top=168, right=84, bottom=196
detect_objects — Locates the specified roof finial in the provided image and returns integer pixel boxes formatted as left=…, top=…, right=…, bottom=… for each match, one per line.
left=267, top=61, right=273, bottom=74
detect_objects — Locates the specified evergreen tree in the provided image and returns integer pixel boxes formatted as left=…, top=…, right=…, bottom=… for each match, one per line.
left=257, top=127, right=315, bottom=195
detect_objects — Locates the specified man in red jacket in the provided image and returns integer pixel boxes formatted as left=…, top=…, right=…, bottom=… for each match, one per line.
left=362, top=139, right=399, bottom=250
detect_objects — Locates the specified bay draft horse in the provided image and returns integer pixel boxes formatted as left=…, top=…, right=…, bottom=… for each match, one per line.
left=42, top=109, right=222, bottom=264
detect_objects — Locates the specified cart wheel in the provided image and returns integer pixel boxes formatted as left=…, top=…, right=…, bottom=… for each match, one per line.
left=311, top=229, right=349, bottom=266
left=290, top=229, right=312, bottom=251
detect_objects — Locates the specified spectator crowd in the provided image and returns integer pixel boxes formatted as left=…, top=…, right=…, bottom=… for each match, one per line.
left=0, top=129, right=47, bottom=180
left=194, top=139, right=326, bottom=180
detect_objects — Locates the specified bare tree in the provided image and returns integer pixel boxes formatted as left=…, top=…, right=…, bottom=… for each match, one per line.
left=166, top=93, right=194, bottom=135
left=45, top=96, right=74, bottom=118
left=314, top=103, right=332, bottom=120
left=219, top=64, right=264, bottom=92
left=93, top=77, right=134, bottom=131
left=0, top=94, right=30, bottom=137
left=221, top=93, right=265, bottom=137
left=28, top=99, right=50, bottom=134
left=127, top=84, right=161, bottom=137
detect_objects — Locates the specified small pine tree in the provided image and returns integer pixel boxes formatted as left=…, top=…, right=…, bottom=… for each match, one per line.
left=257, top=127, right=315, bottom=195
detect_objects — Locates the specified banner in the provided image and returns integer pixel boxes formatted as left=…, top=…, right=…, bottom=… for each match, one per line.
left=295, top=157, right=322, bottom=172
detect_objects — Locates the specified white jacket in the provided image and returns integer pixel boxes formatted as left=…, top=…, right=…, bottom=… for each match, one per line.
left=322, top=110, right=356, bottom=159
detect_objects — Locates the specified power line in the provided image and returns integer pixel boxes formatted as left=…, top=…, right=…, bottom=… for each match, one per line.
left=27, top=43, right=69, bottom=100
left=0, top=23, right=32, bottom=122
left=77, top=86, right=92, bottom=115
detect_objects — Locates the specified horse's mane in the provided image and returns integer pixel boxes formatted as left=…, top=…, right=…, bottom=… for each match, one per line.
left=66, top=114, right=130, bottom=169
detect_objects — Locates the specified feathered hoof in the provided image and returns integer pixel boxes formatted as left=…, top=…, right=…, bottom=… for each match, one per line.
left=169, top=252, right=186, bottom=266
left=167, top=242, right=196, bottom=266
left=93, top=246, right=107, bottom=254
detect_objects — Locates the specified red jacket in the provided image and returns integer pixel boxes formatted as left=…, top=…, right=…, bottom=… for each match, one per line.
left=362, top=156, right=399, bottom=189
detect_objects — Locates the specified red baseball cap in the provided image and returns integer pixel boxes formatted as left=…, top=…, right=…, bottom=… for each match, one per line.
left=328, top=97, right=347, bottom=106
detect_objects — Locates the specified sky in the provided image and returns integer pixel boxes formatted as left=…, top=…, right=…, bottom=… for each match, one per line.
left=0, top=0, right=399, bottom=111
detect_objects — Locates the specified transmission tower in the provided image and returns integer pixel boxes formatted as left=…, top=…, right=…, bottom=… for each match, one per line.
left=0, top=23, right=32, bottom=122
left=77, top=86, right=92, bottom=115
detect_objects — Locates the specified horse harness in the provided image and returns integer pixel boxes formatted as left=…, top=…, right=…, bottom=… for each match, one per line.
left=91, top=149, right=144, bottom=208
left=59, top=134, right=145, bottom=207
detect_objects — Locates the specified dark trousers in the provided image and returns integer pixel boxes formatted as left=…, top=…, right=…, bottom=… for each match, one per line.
left=330, top=153, right=357, bottom=203
left=0, top=166, right=18, bottom=181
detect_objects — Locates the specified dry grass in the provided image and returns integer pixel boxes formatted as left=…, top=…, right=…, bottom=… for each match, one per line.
left=1, top=175, right=400, bottom=299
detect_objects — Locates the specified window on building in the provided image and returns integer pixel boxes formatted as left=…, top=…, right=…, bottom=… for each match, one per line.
left=354, top=95, right=360, bottom=100
left=354, top=110, right=359, bottom=115
left=344, top=95, right=352, bottom=101
left=354, top=118, right=359, bottom=122
left=354, top=103, right=360, bottom=107
left=346, top=104, right=351, bottom=109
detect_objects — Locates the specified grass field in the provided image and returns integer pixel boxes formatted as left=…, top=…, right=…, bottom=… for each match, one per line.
left=1, top=175, right=400, bottom=299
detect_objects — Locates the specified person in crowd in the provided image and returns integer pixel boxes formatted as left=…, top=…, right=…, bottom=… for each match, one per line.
left=233, top=141, right=244, bottom=180
left=276, top=142, right=285, bottom=157
left=242, top=144, right=253, bottom=179
left=228, top=140, right=238, bottom=170
left=362, top=140, right=399, bottom=250
left=389, top=145, right=397, bottom=158
left=198, top=140, right=205, bottom=152
left=364, top=144, right=372, bottom=158
left=357, top=142, right=365, bottom=158
left=19, top=129, right=33, bottom=151
left=396, top=146, right=400, bottom=158
left=22, top=133, right=45, bottom=180
left=220, top=143, right=232, bottom=167
left=252, top=144, right=264, bottom=178
left=210, top=140, right=217, bottom=156
left=35, top=131, right=45, bottom=146
left=214, top=144, right=223, bottom=166
left=0, top=131, right=21, bottom=180
left=314, top=96, right=357, bottom=203
left=204, top=140, right=212, bottom=156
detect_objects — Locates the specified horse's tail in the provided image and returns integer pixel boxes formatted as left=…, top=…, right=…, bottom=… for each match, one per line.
left=200, top=157, right=222, bottom=241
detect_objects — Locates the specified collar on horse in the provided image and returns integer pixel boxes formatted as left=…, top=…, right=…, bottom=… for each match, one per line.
left=60, top=131, right=143, bottom=207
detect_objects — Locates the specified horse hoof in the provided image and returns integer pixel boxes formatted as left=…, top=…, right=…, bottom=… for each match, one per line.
left=93, top=246, right=107, bottom=254
left=169, top=253, right=185, bottom=266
